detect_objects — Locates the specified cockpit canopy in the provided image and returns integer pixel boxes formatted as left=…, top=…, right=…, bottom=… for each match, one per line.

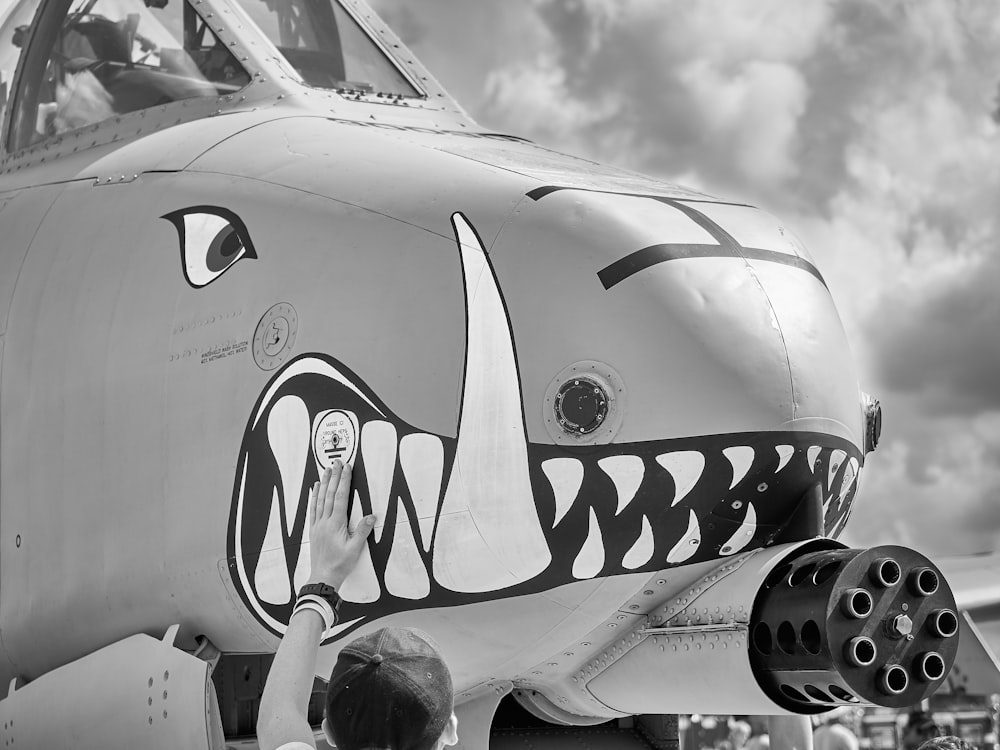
left=0, top=0, right=424, bottom=153
left=240, top=0, right=418, bottom=97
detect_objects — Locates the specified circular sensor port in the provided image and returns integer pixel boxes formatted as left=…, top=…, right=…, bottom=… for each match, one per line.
left=554, top=377, right=609, bottom=435
left=543, top=361, right=626, bottom=445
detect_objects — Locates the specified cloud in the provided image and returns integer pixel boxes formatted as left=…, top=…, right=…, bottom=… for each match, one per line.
left=844, top=411, right=1000, bottom=556
left=868, top=248, right=1000, bottom=415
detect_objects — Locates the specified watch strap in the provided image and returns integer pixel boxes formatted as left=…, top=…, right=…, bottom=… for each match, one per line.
left=298, top=583, right=342, bottom=613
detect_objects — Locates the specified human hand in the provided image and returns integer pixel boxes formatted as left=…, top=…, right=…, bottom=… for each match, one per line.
left=307, top=460, right=375, bottom=589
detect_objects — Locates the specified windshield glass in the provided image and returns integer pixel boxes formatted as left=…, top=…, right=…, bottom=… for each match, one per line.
left=239, top=0, right=419, bottom=97
left=7, top=0, right=250, bottom=150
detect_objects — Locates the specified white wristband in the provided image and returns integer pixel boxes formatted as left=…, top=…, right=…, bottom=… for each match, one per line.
left=291, top=597, right=335, bottom=631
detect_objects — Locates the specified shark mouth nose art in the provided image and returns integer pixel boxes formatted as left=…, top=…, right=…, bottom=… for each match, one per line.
left=226, top=213, right=863, bottom=640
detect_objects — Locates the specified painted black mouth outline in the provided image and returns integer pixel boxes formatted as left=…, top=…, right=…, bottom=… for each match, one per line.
left=226, top=353, right=862, bottom=642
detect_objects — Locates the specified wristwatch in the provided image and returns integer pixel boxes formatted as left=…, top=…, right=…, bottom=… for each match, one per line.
left=298, top=583, right=342, bottom=614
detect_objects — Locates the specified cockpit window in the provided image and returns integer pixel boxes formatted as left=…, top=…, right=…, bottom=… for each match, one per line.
left=239, top=0, right=419, bottom=97
left=7, top=0, right=250, bottom=151
left=1, top=0, right=45, bottom=131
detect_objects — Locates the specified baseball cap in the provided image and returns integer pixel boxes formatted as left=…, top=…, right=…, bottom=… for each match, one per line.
left=326, top=627, right=454, bottom=750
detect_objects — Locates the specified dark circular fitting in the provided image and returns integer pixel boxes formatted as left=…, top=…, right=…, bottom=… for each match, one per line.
left=840, top=588, right=873, bottom=619
left=553, top=377, right=609, bottom=435
left=870, top=558, right=901, bottom=587
left=909, top=568, right=939, bottom=597
left=845, top=636, right=877, bottom=667
left=878, top=665, right=909, bottom=695
left=927, top=609, right=959, bottom=638
left=917, top=652, right=946, bottom=682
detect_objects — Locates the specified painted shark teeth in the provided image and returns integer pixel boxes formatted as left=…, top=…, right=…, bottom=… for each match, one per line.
left=293, top=532, right=311, bottom=592
left=542, top=458, right=584, bottom=527
left=268, top=395, right=311, bottom=532
left=720, top=501, right=757, bottom=556
left=573, top=508, right=605, bottom=579
left=252, top=357, right=383, bottom=431
left=432, top=213, right=551, bottom=592
left=807, top=445, right=822, bottom=472
left=384, top=498, right=431, bottom=600
left=667, top=509, right=701, bottom=563
left=362, top=421, right=397, bottom=543
left=399, top=433, right=445, bottom=551
left=255, top=488, right=291, bottom=605
left=622, top=516, right=654, bottom=570
left=598, top=455, right=645, bottom=515
left=828, top=449, right=847, bottom=491
left=338, top=491, right=380, bottom=603
left=835, top=458, right=859, bottom=511
left=723, top=446, right=754, bottom=489
left=655, top=451, right=705, bottom=507
left=775, top=445, right=794, bottom=473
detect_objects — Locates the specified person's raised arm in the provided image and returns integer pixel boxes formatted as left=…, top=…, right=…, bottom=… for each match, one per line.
left=256, top=460, right=375, bottom=750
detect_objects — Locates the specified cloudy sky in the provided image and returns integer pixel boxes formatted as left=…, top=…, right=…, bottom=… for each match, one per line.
left=370, top=0, right=1000, bottom=558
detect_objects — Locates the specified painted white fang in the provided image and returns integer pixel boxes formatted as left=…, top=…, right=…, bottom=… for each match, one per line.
left=720, top=501, right=757, bottom=556
left=267, top=395, right=310, bottom=531
left=432, top=214, right=551, bottom=592
left=807, top=445, right=822, bottom=472
left=399, top=433, right=446, bottom=551
left=338, top=491, right=381, bottom=604
left=385, top=499, right=431, bottom=600
left=828, top=449, right=847, bottom=490
left=542, top=458, right=584, bottom=527
left=598, top=455, right=645, bottom=516
left=235, top=466, right=294, bottom=633
left=361, top=420, right=397, bottom=543
left=723, top=446, right=754, bottom=490
left=255, top=488, right=292, bottom=605
left=836, top=458, right=859, bottom=511
left=292, top=534, right=311, bottom=592
left=622, top=516, right=655, bottom=570
left=572, top=508, right=605, bottom=579
left=656, top=451, right=705, bottom=507
left=252, top=356, right=383, bottom=431
left=775, top=444, right=795, bottom=473
left=666, top=509, right=701, bottom=563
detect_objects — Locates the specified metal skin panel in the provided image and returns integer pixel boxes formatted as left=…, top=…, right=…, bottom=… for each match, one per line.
left=187, top=115, right=534, bottom=247
left=583, top=542, right=835, bottom=717
left=0, top=185, right=63, bottom=335
left=490, top=189, right=796, bottom=443
left=0, top=629, right=222, bottom=749
left=0, top=170, right=471, bottom=681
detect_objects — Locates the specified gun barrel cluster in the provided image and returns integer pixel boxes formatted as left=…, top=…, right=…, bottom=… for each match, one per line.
left=749, top=545, right=959, bottom=711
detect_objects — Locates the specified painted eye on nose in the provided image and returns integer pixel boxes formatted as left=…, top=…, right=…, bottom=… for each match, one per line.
left=162, top=205, right=257, bottom=288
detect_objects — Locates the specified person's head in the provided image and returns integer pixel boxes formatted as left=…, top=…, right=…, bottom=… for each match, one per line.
left=322, top=626, right=458, bottom=750
left=915, top=736, right=975, bottom=750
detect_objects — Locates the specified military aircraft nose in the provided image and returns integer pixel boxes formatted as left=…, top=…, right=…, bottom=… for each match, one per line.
left=491, top=188, right=863, bottom=451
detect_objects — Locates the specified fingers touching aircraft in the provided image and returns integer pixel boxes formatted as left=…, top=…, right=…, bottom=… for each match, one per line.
left=0, top=0, right=981, bottom=746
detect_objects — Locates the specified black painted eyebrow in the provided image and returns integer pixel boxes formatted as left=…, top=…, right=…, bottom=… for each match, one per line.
left=598, top=242, right=826, bottom=290
left=524, top=187, right=826, bottom=290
